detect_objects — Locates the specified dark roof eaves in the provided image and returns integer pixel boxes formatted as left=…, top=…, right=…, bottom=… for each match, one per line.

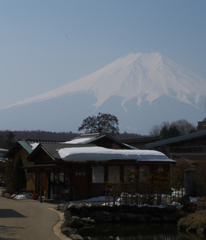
left=145, top=130, right=206, bottom=149
left=120, top=136, right=160, bottom=144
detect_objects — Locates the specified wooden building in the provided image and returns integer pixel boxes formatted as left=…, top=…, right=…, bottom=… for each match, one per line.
left=146, top=130, right=206, bottom=197
left=145, top=129, right=206, bottom=163
left=4, top=134, right=175, bottom=200
left=3, top=133, right=133, bottom=194
left=25, top=143, right=175, bottom=201
left=198, top=117, right=206, bottom=131
left=120, top=136, right=160, bottom=149
left=4, top=141, right=36, bottom=192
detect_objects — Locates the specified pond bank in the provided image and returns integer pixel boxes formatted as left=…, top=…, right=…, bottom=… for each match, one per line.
left=178, top=209, right=206, bottom=236
left=57, top=203, right=185, bottom=240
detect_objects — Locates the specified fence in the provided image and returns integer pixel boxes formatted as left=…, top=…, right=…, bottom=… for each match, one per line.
left=105, top=183, right=185, bottom=206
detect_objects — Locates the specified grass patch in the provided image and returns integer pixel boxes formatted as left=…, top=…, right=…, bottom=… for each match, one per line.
left=178, top=210, right=206, bottom=232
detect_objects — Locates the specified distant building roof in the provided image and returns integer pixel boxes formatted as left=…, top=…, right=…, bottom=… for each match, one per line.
left=145, top=130, right=206, bottom=149
left=72, top=133, right=100, bottom=139
left=202, top=117, right=206, bottom=122
left=65, top=133, right=133, bottom=149
left=120, top=136, right=160, bottom=144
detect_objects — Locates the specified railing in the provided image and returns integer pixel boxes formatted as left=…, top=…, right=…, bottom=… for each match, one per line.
left=105, top=183, right=185, bottom=206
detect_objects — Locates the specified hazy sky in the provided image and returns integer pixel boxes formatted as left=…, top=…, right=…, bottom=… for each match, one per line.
left=1, top=0, right=206, bottom=109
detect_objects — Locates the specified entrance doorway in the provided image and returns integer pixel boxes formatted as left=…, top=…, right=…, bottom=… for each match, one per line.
left=49, top=172, right=70, bottom=200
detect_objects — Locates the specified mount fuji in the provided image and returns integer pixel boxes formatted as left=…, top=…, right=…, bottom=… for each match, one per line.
left=1, top=52, right=206, bottom=134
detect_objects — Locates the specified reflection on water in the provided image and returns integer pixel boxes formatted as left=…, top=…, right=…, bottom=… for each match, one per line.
left=80, top=223, right=205, bottom=240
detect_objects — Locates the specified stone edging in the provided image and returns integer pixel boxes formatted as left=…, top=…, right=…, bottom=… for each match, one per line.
left=57, top=203, right=184, bottom=240
left=48, top=208, right=72, bottom=240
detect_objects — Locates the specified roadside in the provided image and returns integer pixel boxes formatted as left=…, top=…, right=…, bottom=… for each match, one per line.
left=0, top=189, right=70, bottom=240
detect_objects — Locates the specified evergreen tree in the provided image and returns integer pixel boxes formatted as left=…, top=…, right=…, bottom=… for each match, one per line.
left=159, top=125, right=169, bottom=139
left=160, top=125, right=181, bottom=139
left=168, top=125, right=181, bottom=138
left=11, top=156, right=26, bottom=194
left=4, top=159, right=14, bottom=193
left=6, top=131, right=16, bottom=149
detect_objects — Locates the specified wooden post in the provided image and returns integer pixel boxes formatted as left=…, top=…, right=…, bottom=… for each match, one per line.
left=45, top=173, right=48, bottom=200
left=90, top=167, right=92, bottom=199
left=39, top=172, right=42, bottom=203
left=34, top=173, right=37, bottom=195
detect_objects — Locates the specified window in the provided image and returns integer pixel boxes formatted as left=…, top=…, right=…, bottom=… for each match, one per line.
left=124, top=166, right=135, bottom=182
left=55, top=173, right=59, bottom=183
left=92, top=166, right=104, bottom=183
left=108, top=166, right=120, bottom=183
left=139, top=167, right=150, bottom=182
left=49, top=173, right=68, bottom=200
left=59, top=173, right=64, bottom=183
left=65, top=173, right=69, bottom=186
left=154, top=165, right=163, bottom=171
left=50, top=173, right=54, bottom=183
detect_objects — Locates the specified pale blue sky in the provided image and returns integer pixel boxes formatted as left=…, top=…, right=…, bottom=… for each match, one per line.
left=1, top=0, right=206, bottom=109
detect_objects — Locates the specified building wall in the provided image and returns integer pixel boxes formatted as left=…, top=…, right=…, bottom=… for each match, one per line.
left=90, top=162, right=172, bottom=199
left=13, top=148, right=35, bottom=192
left=70, top=164, right=91, bottom=200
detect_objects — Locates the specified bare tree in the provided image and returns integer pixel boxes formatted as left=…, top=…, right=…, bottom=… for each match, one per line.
left=171, top=119, right=196, bottom=134
left=149, top=125, right=161, bottom=136
left=149, top=119, right=196, bottom=137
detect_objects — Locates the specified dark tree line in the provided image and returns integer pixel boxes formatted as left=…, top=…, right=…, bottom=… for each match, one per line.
left=0, top=116, right=197, bottom=149
left=0, top=129, right=142, bottom=149
left=149, top=119, right=196, bottom=139
left=0, top=131, right=80, bottom=149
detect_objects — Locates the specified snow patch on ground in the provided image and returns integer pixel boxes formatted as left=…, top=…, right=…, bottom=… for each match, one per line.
left=12, top=194, right=32, bottom=200
left=189, top=196, right=200, bottom=202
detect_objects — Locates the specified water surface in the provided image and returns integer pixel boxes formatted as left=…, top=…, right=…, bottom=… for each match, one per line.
left=80, top=223, right=205, bottom=240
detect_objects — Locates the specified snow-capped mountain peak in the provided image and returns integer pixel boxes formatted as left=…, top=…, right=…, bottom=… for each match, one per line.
left=1, top=52, right=206, bottom=134
left=3, top=52, right=205, bottom=111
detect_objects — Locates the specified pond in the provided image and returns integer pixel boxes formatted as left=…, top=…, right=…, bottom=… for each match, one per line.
left=79, top=223, right=205, bottom=240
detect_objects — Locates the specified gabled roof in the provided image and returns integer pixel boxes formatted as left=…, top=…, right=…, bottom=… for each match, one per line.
left=73, top=133, right=100, bottom=139
left=4, top=139, right=66, bottom=158
left=27, top=142, right=175, bottom=164
left=65, top=133, right=100, bottom=144
left=27, top=143, right=96, bottom=162
left=4, top=141, right=34, bottom=158
left=145, top=130, right=206, bottom=149
left=65, top=133, right=133, bottom=149
left=87, top=135, right=132, bottom=149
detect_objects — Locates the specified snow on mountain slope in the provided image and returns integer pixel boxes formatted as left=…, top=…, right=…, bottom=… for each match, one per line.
left=3, top=52, right=206, bottom=110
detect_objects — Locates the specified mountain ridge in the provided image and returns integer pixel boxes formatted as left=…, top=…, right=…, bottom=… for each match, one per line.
left=3, top=52, right=206, bottom=110
left=1, top=52, right=206, bottom=134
